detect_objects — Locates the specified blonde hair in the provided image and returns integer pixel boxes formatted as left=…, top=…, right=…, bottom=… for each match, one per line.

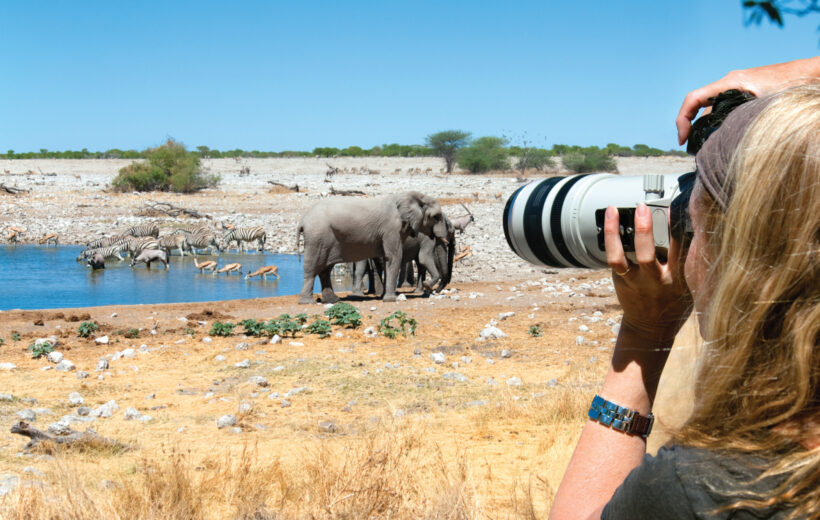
left=676, top=83, right=820, bottom=518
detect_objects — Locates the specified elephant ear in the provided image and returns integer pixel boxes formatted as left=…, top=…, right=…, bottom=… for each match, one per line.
left=396, top=192, right=424, bottom=236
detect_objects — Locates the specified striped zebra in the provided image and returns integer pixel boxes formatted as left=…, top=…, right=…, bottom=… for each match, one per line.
left=223, top=226, right=266, bottom=253
left=125, top=223, right=159, bottom=238
left=86, top=234, right=128, bottom=249
left=187, top=231, right=221, bottom=255
left=126, top=236, right=160, bottom=256
left=158, top=233, right=190, bottom=257
left=76, top=244, right=126, bottom=262
left=174, top=224, right=211, bottom=236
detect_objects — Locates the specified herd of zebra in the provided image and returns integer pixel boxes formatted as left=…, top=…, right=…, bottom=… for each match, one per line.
left=76, top=222, right=269, bottom=269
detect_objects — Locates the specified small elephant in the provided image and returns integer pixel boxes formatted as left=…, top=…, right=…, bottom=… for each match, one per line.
left=297, top=191, right=449, bottom=304
left=86, top=252, right=105, bottom=270
left=130, top=249, right=169, bottom=270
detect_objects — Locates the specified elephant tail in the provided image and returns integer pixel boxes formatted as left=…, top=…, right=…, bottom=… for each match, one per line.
left=296, top=224, right=303, bottom=262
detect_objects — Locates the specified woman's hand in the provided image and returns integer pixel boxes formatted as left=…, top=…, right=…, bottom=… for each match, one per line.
left=604, top=204, right=691, bottom=344
left=676, top=57, right=820, bottom=145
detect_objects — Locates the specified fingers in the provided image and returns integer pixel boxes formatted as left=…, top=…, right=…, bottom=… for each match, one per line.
left=633, top=204, right=661, bottom=279
left=676, top=87, right=718, bottom=145
left=603, top=206, right=629, bottom=275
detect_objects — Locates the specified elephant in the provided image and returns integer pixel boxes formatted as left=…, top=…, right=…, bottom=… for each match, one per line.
left=296, top=191, right=449, bottom=304
left=352, top=214, right=455, bottom=296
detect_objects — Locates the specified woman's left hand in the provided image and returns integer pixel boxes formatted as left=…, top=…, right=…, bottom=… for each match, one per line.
left=604, top=204, right=692, bottom=344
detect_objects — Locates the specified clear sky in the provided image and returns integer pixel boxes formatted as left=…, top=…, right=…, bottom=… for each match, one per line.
left=1, top=1, right=817, bottom=153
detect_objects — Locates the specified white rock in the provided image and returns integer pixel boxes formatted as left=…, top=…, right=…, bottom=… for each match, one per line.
left=202, top=337, right=212, bottom=343
left=611, top=324, right=621, bottom=335
left=0, top=363, right=17, bottom=371
left=289, top=341, right=304, bottom=347
left=124, top=408, right=142, bottom=421
left=578, top=325, right=590, bottom=333
left=47, top=351, right=64, bottom=364
left=55, top=360, right=76, bottom=372
left=431, top=352, right=446, bottom=364
left=506, top=376, right=523, bottom=387
left=270, top=334, right=282, bottom=344
left=235, top=342, right=249, bottom=351
left=121, top=348, right=136, bottom=358
left=96, top=358, right=109, bottom=371
left=575, top=336, right=586, bottom=345
left=95, top=336, right=109, bottom=345
left=16, top=409, right=36, bottom=421
left=234, top=359, right=251, bottom=368
left=90, top=400, right=119, bottom=418
left=248, top=376, right=268, bottom=387
left=497, top=311, right=515, bottom=321
left=363, top=327, right=378, bottom=338
left=217, top=414, right=237, bottom=429
left=68, top=392, right=84, bottom=405
left=111, top=312, right=118, bottom=318
left=479, top=326, right=507, bottom=340
left=214, top=354, right=226, bottom=361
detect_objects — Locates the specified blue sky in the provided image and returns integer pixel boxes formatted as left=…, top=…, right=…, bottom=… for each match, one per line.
left=1, top=1, right=817, bottom=153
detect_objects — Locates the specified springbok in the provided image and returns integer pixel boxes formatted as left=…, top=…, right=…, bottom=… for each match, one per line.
left=7, top=226, right=26, bottom=234
left=39, top=233, right=58, bottom=246
left=6, top=230, right=18, bottom=243
left=193, top=258, right=217, bottom=273
left=245, top=265, right=279, bottom=280
left=216, top=262, right=242, bottom=275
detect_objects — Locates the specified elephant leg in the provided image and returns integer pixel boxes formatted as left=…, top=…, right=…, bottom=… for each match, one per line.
left=351, top=260, right=368, bottom=297
left=370, top=258, right=385, bottom=297
left=415, top=261, right=427, bottom=293
left=419, top=251, right=441, bottom=293
left=382, top=244, right=401, bottom=302
left=406, top=261, right=416, bottom=287
left=319, top=267, right=339, bottom=303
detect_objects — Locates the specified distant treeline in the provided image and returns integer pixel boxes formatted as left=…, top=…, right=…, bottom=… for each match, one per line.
left=1, top=142, right=688, bottom=160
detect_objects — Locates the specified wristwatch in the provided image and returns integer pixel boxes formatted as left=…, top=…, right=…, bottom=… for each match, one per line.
left=588, top=395, right=654, bottom=438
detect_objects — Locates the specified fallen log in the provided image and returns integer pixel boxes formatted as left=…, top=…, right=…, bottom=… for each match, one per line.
left=330, top=186, right=366, bottom=196
left=138, top=200, right=210, bottom=219
left=454, top=246, right=472, bottom=263
left=10, top=421, right=131, bottom=453
left=268, top=181, right=301, bottom=192
left=0, top=183, right=28, bottom=195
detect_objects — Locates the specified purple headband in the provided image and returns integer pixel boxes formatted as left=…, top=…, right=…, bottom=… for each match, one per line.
left=694, top=96, right=774, bottom=211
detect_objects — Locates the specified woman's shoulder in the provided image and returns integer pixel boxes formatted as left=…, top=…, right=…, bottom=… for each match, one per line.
left=602, top=445, right=788, bottom=519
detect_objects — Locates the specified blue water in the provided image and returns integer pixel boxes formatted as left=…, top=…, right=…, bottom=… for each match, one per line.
left=0, top=246, right=347, bottom=310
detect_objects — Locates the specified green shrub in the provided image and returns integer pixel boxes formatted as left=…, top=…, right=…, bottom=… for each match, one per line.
left=210, top=321, right=236, bottom=337
left=306, top=319, right=332, bottom=338
left=269, top=315, right=301, bottom=337
left=112, top=139, right=219, bottom=193
left=28, top=340, right=54, bottom=359
left=11, top=332, right=20, bottom=342
left=379, top=311, right=418, bottom=339
left=562, top=148, right=617, bottom=173
left=0, top=338, right=4, bottom=347
left=515, top=148, right=555, bottom=172
left=78, top=321, right=99, bottom=338
left=240, top=319, right=265, bottom=337
left=456, top=136, right=510, bottom=173
left=123, top=328, right=140, bottom=339
left=528, top=325, right=543, bottom=337
left=324, top=302, right=362, bottom=328
left=426, top=130, right=471, bottom=173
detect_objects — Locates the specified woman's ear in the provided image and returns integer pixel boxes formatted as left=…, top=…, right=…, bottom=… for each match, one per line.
left=396, top=193, right=423, bottom=233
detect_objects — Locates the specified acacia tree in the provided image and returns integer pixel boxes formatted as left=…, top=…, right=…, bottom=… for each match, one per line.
left=743, top=1, right=820, bottom=41
left=425, top=130, right=471, bottom=173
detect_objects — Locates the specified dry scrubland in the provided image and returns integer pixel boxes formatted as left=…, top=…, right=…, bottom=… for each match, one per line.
left=0, top=157, right=700, bottom=518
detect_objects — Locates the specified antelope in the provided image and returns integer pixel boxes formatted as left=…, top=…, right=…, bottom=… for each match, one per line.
left=450, top=203, right=475, bottom=234
left=6, top=230, right=18, bottom=243
left=39, top=233, right=58, bottom=246
left=216, top=262, right=242, bottom=275
left=193, top=258, right=217, bottom=273
left=245, top=265, right=279, bottom=280
left=7, top=226, right=26, bottom=234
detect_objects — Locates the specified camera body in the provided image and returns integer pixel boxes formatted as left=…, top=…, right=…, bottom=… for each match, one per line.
left=503, top=172, right=693, bottom=269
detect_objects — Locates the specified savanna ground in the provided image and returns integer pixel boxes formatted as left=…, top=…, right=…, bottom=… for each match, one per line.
left=0, top=275, right=702, bottom=519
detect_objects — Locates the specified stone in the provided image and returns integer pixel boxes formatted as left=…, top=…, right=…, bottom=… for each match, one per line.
left=486, top=358, right=495, bottom=365
left=396, top=294, right=407, bottom=301
left=124, top=408, right=142, bottom=421
left=217, top=414, right=237, bottom=429
left=363, top=327, right=378, bottom=338
left=547, top=378, right=558, bottom=387
left=611, top=323, right=621, bottom=335
left=121, top=348, right=136, bottom=358
left=270, top=334, right=282, bottom=344
left=319, top=420, right=338, bottom=433
left=76, top=371, right=90, bottom=379
left=501, top=349, right=511, bottom=359
left=111, top=312, right=118, bottom=318
left=16, top=409, right=36, bottom=421
left=90, top=400, right=119, bottom=418
left=430, top=352, right=446, bottom=364
left=96, top=358, right=109, bottom=371
left=248, top=376, right=268, bottom=387
left=578, top=324, right=590, bottom=333
left=479, top=326, right=507, bottom=340
left=280, top=400, right=291, bottom=408
left=230, top=427, right=243, bottom=434
left=235, top=342, right=250, bottom=351
left=285, top=386, right=308, bottom=397
left=202, top=337, right=213, bottom=343
left=506, top=377, right=523, bottom=387
left=497, top=311, right=515, bottom=321
left=272, top=365, right=285, bottom=372
left=55, top=360, right=76, bottom=372
left=47, top=421, right=72, bottom=435
left=267, top=392, right=280, bottom=400
left=46, top=351, right=63, bottom=364
left=289, top=341, right=304, bottom=347
left=95, top=336, right=109, bottom=345
left=0, top=475, right=20, bottom=497
left=214, top=354, right=226, bottom=361
left=0, top=363, right=17, bottom=371
left=77, top=406, right=92, bottom=416
left=239, top=403, right=253, bottom=413
left=575, top=336, right=586, bottom=345
left=442, top=372, right=468, bottom=382
left=0, top=394, right=12, bottom=402
left=460, top=356, right=472, bottom=364
left=68, top=392, right=84, bottom=405
left=465, top=400, right=488, bottom=408
left=234, top=359, right=251, bottom=369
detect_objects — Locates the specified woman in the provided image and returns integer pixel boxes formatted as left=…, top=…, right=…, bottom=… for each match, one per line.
left=551, top=83, right=820, bottom=519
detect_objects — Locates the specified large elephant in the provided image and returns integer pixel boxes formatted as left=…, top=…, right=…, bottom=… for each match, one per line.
left=297, top=191, right=449, bottom=304
left=353, top=214, right=455, bottom=296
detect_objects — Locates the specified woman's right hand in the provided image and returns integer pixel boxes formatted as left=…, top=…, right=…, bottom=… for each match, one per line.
left=676, top=57, right=820, bottom=145
left=604, top=204, right=691, bottom=345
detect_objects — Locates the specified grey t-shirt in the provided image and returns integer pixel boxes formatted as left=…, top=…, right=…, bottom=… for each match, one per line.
left=601, top=445, right=789, bottom=519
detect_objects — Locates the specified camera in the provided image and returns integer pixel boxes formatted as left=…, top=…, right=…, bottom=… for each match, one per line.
left=503, top=89, right=754, bottom=269
left=503, top=171, right=694, bottom=268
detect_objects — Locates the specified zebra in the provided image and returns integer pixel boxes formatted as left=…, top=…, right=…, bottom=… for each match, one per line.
left=187, top=231, right=221, bottom=255
left=222, top=226, right=266, bottom=253
left=125, top=236, right=160, bottom=256
left=125, top=223, right=159, bottom=238
left=76, top=244, right=126, bottom=262
left=86, top=234, right=128, bottom=249
left=158, top=233, right=190, bottom=257
left=174, top=224, right=211, bottom=236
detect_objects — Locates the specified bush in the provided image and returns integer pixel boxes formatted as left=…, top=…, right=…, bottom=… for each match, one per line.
left=379, top=311, right=418, bottom=339
left=123, top=328, right=140, bottom=339
left=28, top=340, right=54, bottom=359
left=513, top=147, right=555, bottom=172
left=210, top=322, right=236, bottom=337
left=306, top=319, right=332, bottom=338
left=426, top=130, right=471, bottom=173
left=456, top=136, right=510, bottom=173
left=528, top=325, right=543, bottom=337
left=112, top=139, right=219, bottom=193
left=11, top=332, right=20, bottom=342
left=562, top=148, right=617, bottom=173
left=324, top=303, right=362, bottom=328
left=77, top=322, right=99, bottom=338
left=0, top=338, right=4, bottom=347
